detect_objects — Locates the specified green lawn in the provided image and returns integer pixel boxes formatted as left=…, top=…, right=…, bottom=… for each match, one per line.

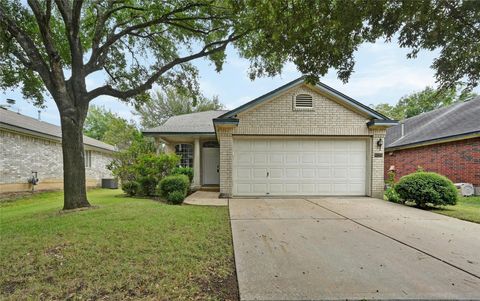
left=432, top=196, right=480, bottom=223
left=0, top=189, right=238, bottom=300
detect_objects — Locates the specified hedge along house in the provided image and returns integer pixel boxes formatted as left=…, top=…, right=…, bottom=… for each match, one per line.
left=385, top=97, right=480, bottom=191
left=143, top=77, right=397, bottom=198
left=0, top=107, right=115, bottom=193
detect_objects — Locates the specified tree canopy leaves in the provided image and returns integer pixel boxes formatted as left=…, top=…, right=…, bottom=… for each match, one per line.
left=135, top=88, right=224, bottom=128
left=372, top=86, right=478, bottom=120
left=84, top=105, right=139, bottom=149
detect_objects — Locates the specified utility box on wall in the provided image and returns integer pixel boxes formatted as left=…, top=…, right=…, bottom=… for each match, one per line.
left=102, top=178, right=118, bottom=189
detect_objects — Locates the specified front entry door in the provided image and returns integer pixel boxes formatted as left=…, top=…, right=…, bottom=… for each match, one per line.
left=202, top=147, right=220, bottom=185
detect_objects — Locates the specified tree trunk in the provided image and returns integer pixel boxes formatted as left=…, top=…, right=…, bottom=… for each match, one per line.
left=60, top=109, right=90, bottom=210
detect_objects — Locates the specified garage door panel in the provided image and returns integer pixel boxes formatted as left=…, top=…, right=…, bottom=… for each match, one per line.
left=317, top=167, right=331, bottom=178
left=252, top=141, right=268, bottom=151
left=253, top=168, right=267, bottom=179
left=237, top=153, right=252, bottom=164
left=269, top=168, right=283, bottom=179
left=236, top=168, right=251, bottom=179
left=285, top=184, right=300, bottom=193
left=269, top=184, right=284, bottom=194
left=285, top=168, right=300, bottom=178
left=285, top=154, right=299, bottom=164
left=269, top=153, right=284, bottom=164
left=302, top=168, right=316, bottom=178
left=302, top=153, right=315, bottom=164
left=317, top=152, right=333, bottom=164
left=253, top=153, right=267, bottom=164
left=253, top=183, right=267, bottom=193
left=233, top=138, right=367, bottom=196
left=334, top=153, right=349, bottom=165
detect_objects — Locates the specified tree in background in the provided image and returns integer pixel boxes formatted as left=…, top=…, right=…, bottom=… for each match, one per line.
left=135, top=88, right=224, bottom=129
left=372, top=86, right=478, bottom=120
left=83, top=105, right=139, bottom=150
left=1, top=1, right=478, bottom=209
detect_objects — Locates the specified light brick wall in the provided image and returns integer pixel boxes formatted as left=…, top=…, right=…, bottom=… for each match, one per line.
left=218, top=84, right=387, bottom=198
left=217, top=127, right=234, bottom=197
left=0, top=130, right=114, bottom=193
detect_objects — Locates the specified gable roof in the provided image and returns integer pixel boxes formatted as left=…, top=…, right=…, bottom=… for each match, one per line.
left=218, top=76, right=390, bottom=120
left=143, top=110, right=228, bottom=134
left=385, top=97, right=480, bottom=150
left=0, top=108, right=116, bottom=152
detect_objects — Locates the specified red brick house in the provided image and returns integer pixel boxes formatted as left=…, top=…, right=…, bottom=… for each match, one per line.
left=385, top=97, right=480, bottom=191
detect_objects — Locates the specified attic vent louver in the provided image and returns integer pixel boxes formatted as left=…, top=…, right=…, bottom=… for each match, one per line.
left=294, top=94, right=313, bottom=109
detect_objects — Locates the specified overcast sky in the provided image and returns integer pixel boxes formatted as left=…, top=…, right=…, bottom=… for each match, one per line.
left=2, top=39, right=477, bottom=127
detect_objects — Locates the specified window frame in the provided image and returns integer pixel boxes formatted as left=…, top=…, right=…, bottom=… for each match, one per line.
left=175, top=143, right=194, bottom=168
left=84, top=150, right=92, bottom=168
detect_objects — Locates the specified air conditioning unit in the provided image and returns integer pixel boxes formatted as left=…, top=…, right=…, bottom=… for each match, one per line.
left=454, top=183, right=475, bottom=197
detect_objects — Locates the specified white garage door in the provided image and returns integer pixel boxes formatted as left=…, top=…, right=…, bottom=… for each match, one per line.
left=233, top=138, right=367, bottom=196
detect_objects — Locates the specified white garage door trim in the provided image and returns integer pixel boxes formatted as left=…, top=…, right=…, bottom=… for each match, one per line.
left=232, top=137, right=369, bottom=196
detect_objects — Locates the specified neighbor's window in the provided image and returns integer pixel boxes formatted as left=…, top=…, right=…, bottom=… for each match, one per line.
left=175, top=144, right=193, bottom=168
left=85, top=150, right=92, bottom=167
left=294, top=93, right=313, bottom=109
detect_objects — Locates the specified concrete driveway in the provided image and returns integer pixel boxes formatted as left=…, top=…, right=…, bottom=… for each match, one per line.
left=229, top=197, right=480, bottom=300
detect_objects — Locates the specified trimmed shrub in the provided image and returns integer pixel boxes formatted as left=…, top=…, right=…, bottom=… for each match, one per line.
left=395, top=172, right=458, bottom=208
left=157, top=174, right=190, bottom=198
left=121, top=181, right=140, bottom=196
left=172, top=167, right=194, bottom=183
left=137, top=176, right=158, bottom=196
left=166, top=190, right=187, bottom=204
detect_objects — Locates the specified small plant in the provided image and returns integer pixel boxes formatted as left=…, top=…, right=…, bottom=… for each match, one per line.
left=166, top=190, right=187, bottom=204
left=121, top=181, right=140, bottom=196
left=172, top=166, right=194, bottom=183
left=157, top=174, right=190, bottom=199
left=395, top=172, right=458, bottom=208
left=385, top=186, right=402, bottom=203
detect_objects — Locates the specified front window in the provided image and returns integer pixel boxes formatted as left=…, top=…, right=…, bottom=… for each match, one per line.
left=175, top=144, right=193, bottom=167
left=84, top=150, right=92, bottom=167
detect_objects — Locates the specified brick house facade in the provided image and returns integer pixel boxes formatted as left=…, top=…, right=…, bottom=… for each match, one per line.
left=385, top=98, right=480, bottom=190
left=145, top=77, right=397, bottom=199
left=0, top=109, right=115, bottom=193
left=385, top=137, right=480, bottom=186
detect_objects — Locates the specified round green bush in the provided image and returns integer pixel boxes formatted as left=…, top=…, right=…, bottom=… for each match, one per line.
left=166, top=190, right=186, bottom=204
left=171, top=167, right=194, bottom=183
left=121, top=181, right=140, bottom=196
left=157, top=174, right=190, bottom=197
left=137, top=176, right=158, bottom=196
left=395, top=172, right=458, bottom=208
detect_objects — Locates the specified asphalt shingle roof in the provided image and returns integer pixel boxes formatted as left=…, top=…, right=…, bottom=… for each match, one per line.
left=385, top=97, right=480, bottom=149
left=0, top=108, right=116, bottom=152
left=143, top=110, right=229, bottom=134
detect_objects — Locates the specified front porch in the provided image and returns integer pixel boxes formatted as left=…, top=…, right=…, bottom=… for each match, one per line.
left=155, top=135, right=220, bottom=189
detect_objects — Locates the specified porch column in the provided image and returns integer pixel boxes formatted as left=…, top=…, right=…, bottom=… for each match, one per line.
left=193, top=138, right=201, bottom=188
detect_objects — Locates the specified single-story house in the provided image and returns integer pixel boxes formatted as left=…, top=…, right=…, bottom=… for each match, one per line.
left=385, top=97, right=480, bottom=191
left=0, top=108, right=115, bottom=193
left=144, top=77, right=397, bottom=198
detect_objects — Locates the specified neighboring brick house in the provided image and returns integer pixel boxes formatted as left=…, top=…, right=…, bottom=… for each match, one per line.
left=385, top=97, right=480, bottom=189
left=144, top=77, right=397, bottom=198
left=0, top=108, right=115, bottom=193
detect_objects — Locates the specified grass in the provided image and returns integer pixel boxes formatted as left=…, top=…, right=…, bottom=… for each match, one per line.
left=432, top=196, right=480, bottom=224
left=0, top=189, right=238, bottom=300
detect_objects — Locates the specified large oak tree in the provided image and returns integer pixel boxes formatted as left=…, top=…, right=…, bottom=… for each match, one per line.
left=1, top=0, right=478, bottom=209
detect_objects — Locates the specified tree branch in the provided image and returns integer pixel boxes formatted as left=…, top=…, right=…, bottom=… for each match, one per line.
left=0, top=7, right=54, bottom=91
left=86, top=32, right=243, bottom=101
left=85, top=2, right=211, bottom=75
